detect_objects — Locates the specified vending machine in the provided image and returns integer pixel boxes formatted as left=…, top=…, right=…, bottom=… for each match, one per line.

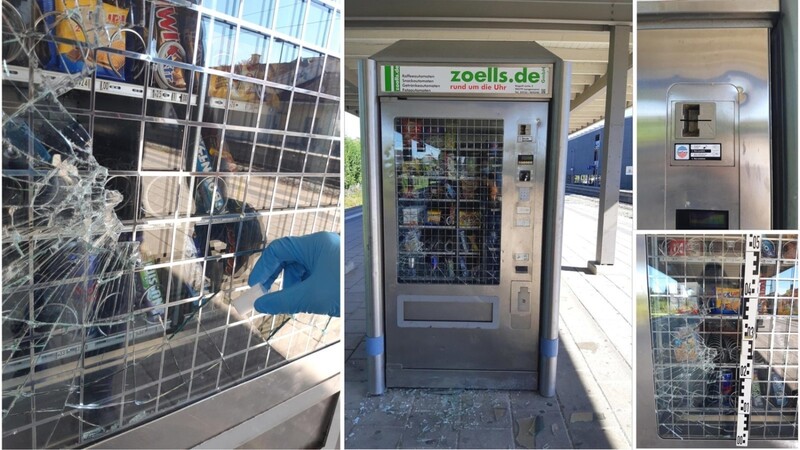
left=637, top=2, right=785, bottom=230
left=361, top=41, right=570, bottom=391
left=636, top=234, right=798, bottom=447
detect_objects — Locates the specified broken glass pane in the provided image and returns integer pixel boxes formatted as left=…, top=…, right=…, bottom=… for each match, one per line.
left=645, top=234, right=798, bottom=441
left=2, top=0, right=341, bottom=447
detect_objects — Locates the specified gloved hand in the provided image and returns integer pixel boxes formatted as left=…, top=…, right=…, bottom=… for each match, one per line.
left=248, top=231, right=340, bottom=316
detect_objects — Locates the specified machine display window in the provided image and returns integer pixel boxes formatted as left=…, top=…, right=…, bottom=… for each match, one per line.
left=394, top=118, right=502, bottom=285
left=644, top=234, right=798, bottom=440
left=676, top=209, right=729, bottom=230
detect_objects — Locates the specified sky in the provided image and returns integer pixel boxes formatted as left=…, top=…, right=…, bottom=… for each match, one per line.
left=344, top=112, right=361, bottom=139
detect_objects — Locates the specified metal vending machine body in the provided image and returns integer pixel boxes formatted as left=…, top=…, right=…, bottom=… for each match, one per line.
left=637, top=4, right=776, bottom=230
left=368, top=41, right=569, bottom=390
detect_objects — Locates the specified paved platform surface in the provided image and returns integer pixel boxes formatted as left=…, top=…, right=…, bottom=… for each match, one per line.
left=344, top=194, right=632, bottom=449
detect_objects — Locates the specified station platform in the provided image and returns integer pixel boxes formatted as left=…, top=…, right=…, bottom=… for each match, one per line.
left=343, top=194, right=633, bottom=449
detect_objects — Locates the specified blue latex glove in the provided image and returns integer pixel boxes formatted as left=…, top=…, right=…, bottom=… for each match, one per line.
left=248, top=231, right=340, bottom=316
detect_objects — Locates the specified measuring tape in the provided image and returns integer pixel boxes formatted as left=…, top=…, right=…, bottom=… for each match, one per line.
left=735, top=233, right=760, bottom=447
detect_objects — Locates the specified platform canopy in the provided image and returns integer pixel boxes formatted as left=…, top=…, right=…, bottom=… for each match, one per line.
left=344, top=0, right=632, bottom=134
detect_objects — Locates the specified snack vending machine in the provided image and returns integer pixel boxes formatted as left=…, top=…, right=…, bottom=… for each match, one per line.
left=637, top=234, right=798, bottom=447
left=2, top=0, right=342, bottom=448
left=361, top=41, right=570, bottom=391
left=637, top=2, right=785, bottom=230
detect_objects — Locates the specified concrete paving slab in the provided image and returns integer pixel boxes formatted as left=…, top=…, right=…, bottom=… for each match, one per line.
left=458, top=428, right=514, bottom=449
left=347, top=318, right=367, bottom=334
left=345, top=381, right=369, bottom=410
left=508, top=391, right=560, bottom=413
left=346, top=425, right=404, bottom=449
left=412, top=389, right=462, bottom=415
left=345, top=357, right=368, bottom=382
left=400, top=427, right=459, bottom=449
left=345, top=332, right=363, bottom=351
left=350, top=389, right=414, bottom=428
left=511, top=410, right=573, bottom=449
left=345, top=292, right=366, bottom=313
left=459, top=390, right=512, bottom=430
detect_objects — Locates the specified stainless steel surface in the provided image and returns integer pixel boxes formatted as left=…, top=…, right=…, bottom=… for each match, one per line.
left=90, top=343, right=342, bottom=449
left=322, top=395, right=342, bottom=449
left=538, top=60, right=570, bottom=398
left=636, top=235, right=660, bottom=448
left=774, top=0, right=798, bottom=229
left=637, top=28, right=772, bottom=230
left=346, top=0, right=632, bottom=27
left=397, top=294, right=500, bottom=328
left=594, top=25, right=630, bottom=266
left=359, top=58, right=386, bottom=396
left=638, top=0, right=779, bottom=17
left=380, top=99, right=546, bottom=387
left=636, top=235, right=798, bottom=446
left=193, top=376, right=340, bottom=449
left=236, top=394, right=339, bottom=449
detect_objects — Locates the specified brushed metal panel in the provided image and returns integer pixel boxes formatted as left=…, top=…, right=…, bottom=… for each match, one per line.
left=89, top=344, right=341, bottom=450
left=380, top=99, right=546, bottom=375
left=235, top=395, right=338, bottom=449
left=399, top=294, right=498, bottom=327
left=385, top=367, right=536, bottom=390
left=637, top=28, right=772, bottom=230
left=638, top=0, right=779, bottom=17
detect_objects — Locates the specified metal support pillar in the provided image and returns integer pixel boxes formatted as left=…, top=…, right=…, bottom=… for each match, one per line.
left=538, top=61, right=571, bottom=398
left=779, top=0, right=798, bottom=228
left=591, top=25, right=630, bottom=269
left=358, top=59, right=386, bottom=395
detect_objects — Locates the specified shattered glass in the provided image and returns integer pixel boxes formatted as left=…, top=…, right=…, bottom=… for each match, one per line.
left=2, top=0, right=342, bottom=447
left=394, top=118, right=503, bottom=285
left=645, top=234, right=798, bottom=441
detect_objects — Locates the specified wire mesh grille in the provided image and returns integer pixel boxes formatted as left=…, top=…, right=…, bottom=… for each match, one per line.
left=645, top=234, right=798, bottom=440
left=394, top=117, right=502, bottom=285
left=2, top=0, right=342, bottom=447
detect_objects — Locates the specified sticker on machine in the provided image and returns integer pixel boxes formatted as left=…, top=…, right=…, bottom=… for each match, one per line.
left=674, top=144, right=690, bottom=160
left=674, top=143, right=722, bottom=161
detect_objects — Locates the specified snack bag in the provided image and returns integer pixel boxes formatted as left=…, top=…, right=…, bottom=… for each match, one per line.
left=38, top=0, right=128, bottom=80
left=716, top=287, right=741, bottom=314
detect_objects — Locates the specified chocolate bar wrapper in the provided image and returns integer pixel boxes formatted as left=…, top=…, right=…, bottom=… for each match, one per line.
left=153, top=4, right=187, bottom=90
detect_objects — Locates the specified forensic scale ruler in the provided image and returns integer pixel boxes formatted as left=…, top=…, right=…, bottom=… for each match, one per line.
left=735, top=233, right=760, bottom=446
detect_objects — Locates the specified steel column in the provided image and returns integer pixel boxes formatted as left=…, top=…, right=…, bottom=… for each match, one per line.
left=538, top=61, right=571, bottom=397
left=593, top=25, right=629, bottom=266
left=358, top=59, right=386, bottom=395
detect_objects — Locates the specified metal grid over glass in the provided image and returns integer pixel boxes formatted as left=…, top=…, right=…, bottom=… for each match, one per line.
left=1, top=0, right=341, bottom=447
left=645, top=234, right=798, bottom=440
left=394, top=117, right=502, bottom=285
